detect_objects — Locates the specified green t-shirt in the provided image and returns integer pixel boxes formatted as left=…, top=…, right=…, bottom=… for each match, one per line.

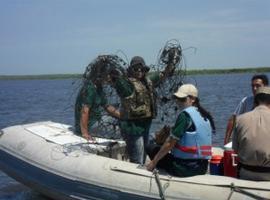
left=74, top=81, right=107, bottom=135
left=114, top=74, right=160, bottom=135
left=171, top=112, right=193, bottom=139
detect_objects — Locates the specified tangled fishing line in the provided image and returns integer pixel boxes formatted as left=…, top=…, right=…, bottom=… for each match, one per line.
left=73, top=39, right=195, bottom=138
left=81, top=54, right=128, bottom=139
left=154, top=39, right=186, bottom=125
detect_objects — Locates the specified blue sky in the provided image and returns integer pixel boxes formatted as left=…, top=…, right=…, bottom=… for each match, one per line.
left=0, top=0, right=270, bottom=75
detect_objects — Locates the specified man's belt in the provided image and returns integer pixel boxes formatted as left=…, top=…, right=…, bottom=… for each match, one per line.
left=239, top=162, right=270, bottom=173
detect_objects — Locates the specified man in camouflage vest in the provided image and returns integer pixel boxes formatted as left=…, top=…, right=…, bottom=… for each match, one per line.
left=110, top=56, right=176, bottom=164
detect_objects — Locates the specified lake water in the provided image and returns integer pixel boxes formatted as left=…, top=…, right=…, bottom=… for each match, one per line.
left=1, top=72, right=269, bottom=200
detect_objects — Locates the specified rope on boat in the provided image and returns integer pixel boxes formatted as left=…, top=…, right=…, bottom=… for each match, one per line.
left=153, top=169, right=166, bottom=200
left=227, top=183, right=270, bottom=200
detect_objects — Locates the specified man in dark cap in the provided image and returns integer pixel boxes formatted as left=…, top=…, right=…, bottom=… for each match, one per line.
left=232, top=86, right=270, bottom=181
left=110, top=55, right=176, bottom=164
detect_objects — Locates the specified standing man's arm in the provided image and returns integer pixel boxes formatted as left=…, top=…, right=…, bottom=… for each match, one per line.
left=80, top=105, right=94, bottom=141
left=224, top=115, right=236, bottom=145
left=232, top=122, right=239, bottom=153
left=149, top=63, right=176, bottom=87
left=224, top=97, right=247, bottom=145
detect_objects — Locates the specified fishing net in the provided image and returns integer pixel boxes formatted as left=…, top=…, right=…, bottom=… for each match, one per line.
left=78, top=54, right=128, bottom=139
left=74, top=39, right=193, bottom=139
left=154, top=39, right=186, bottom=126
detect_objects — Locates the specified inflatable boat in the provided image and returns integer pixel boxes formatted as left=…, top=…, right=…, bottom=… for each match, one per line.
left=0, top=121, right=269, bottom=200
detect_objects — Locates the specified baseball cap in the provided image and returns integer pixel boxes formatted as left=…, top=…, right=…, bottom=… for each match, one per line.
left=255, top=86, right=270, bottom=95
left=174, top=84, right=198, bottom=98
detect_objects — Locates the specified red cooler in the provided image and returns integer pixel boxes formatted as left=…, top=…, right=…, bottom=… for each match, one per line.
left=223, top=147, right=238, bottom=177
left=209, top=155, right=224, bottom=175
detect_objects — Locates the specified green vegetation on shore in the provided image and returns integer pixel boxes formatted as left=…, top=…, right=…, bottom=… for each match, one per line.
left=185, top=67, right=270, bottom=75
left=0, top=67, right=269, bottom=80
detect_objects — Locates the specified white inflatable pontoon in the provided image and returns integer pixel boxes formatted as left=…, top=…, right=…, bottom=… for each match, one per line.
left=0, top=121, right=270, bottom=200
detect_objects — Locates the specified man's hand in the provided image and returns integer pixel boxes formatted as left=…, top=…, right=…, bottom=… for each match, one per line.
left=82, top=133, right=91, bottom=140
left=146, top=160, right=157, bottom=172
left=82, top=133, right=97, bottom=143
left=162, top=47, right=181, bottom=77
left=168, top=47, right=181, bottom=66
left=106, top=105, right=121, bottom=119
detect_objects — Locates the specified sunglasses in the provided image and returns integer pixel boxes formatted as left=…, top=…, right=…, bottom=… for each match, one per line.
left=132, top=65, right=147, bottom=72
left=176, top=97, right=187, bottom=102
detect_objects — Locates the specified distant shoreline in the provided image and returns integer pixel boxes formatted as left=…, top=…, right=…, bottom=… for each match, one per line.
left=0, top=67, right=269, bottom=80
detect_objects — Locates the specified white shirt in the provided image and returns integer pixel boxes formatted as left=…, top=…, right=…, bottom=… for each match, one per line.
left=234, top=96, right=254, bottom=115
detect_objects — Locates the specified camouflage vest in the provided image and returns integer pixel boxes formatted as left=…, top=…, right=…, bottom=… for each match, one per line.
left=121, top=77, right=157, bottom=120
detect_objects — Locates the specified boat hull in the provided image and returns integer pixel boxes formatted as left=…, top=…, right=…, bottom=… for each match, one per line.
left=1, top=121, right=270, bottom=200
left=1, top=149, right=159, bottom=200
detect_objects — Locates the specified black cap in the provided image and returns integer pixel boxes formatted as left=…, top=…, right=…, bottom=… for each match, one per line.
left=129, top=56, right=150, bottom=72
